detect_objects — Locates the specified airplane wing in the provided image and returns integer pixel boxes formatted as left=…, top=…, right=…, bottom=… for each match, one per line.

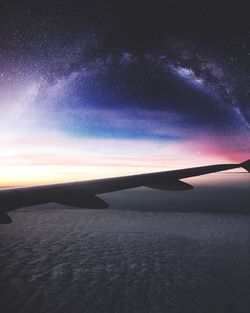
left=0, top=159, right=249, bottom=223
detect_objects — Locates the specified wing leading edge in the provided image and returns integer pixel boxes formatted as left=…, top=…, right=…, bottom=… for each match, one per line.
left=0, top=159, right=249, bottom=223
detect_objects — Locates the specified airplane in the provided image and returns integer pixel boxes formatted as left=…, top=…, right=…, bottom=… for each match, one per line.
left=0, top=159, right=249, bottom=223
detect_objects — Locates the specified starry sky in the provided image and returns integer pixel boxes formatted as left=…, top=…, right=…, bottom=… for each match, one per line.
left=0, top=0, right=249, bottom=185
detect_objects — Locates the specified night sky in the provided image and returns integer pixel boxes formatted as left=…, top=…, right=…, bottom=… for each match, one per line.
left=0, top=0, right=249, bottom=185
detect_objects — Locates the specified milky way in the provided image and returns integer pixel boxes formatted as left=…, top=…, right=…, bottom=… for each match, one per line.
left=1, top=35, right=249, bottom=135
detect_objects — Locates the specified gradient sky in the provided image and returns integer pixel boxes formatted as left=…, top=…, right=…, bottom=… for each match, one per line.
left=0, top=1, right=249, bottom=186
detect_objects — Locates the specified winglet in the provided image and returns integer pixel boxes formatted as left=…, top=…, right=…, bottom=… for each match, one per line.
left=240, top=159, right=250, bottom=172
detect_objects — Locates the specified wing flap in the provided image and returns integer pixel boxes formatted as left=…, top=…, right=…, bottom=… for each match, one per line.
left=145, top=180, right=193, bottom=191
left=56, top=194, right=109, bottom=209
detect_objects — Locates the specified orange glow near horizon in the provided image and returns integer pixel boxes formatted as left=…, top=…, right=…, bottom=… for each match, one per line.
left=0, top=165, right=247, bottom=188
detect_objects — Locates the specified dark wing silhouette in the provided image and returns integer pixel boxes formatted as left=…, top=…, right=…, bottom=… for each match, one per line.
left=0, top=159, right=249, bottom=223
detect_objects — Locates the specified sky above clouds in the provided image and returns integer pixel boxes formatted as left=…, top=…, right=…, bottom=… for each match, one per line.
left=0, top=1, right=249, bottom=185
